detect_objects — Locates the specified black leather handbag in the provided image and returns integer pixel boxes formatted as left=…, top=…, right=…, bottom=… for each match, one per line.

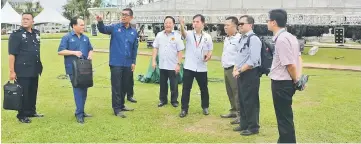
left=71, top=57, right=93, bottom=88
left=3, top=81, right=23, bottom=110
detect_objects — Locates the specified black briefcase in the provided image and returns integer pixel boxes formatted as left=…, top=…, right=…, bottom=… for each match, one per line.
left=3, top=81, right=23, bottom=110
left=71, top=57, right=93, bottom=88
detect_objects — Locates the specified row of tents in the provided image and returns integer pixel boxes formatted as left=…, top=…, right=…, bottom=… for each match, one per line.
left=1, top=1, right=69, bottom=25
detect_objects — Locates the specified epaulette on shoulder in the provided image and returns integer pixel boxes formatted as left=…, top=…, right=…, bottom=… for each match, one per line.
left=12, top=29, right=22, bottom=33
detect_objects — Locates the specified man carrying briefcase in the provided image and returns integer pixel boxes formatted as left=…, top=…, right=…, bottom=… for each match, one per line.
left=58, top=17, right=94, bottom=124
left=8, top=13, right=44, bottom=123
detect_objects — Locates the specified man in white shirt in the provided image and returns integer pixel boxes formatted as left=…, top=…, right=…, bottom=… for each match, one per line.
left=178, top=14, right=213, bottom=118
left=220, top=16, right=241, bottom=125
left=152, top=16, right=185, bottom=108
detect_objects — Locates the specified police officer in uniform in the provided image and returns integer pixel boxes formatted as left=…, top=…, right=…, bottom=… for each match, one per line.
left=8, top=13, right=44, bottom=123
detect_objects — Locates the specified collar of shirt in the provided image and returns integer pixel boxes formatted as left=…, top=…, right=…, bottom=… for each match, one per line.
left=70, top=30, right=83, bottom=37
left=241, top=30, right=254, bottom=38
left=163, top=30, right=175, bottom=36
left=20, top=27, right=35, bottom=34
left=193, top=30, right=204, bottom=36
left=272, top=28, right=286, bottom=41
left=118, top=23, right=131, bottom=29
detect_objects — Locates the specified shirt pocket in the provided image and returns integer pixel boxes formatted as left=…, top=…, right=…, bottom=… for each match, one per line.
left=68, top=40, right=79, bottom=51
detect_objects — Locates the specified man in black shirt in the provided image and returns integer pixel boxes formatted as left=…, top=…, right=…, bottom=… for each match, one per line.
left=8, top=13, right=44, bottom=123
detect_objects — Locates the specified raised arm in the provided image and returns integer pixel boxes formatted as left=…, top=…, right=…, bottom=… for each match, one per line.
left=96, top=15, right=113, bottom=35
left=179, top=17, right=187, bottom=39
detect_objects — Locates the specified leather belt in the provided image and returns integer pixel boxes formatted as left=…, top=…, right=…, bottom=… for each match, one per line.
left=224, top=66, right=234, bottom=70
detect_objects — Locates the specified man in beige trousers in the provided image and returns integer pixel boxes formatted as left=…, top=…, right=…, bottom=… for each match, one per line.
left=220, top=16, right=241, bottom=124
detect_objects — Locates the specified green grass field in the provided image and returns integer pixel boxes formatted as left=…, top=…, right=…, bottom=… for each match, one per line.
left=1, top=40, right=361, bottom=143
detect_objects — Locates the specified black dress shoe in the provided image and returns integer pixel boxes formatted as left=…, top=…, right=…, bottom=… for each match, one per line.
left=83, top=113, right=92, bottom=117
left=240, top=130, right=259, bottom=136
left=171, top=103, right=179, bottom=107
left=179, top=110, right=188, bottom=118
left=230, top=118, right=240, bottom=125
left=115, top=111, right=126, bottom=118
left=220, top=113, right=237, bottom=118
left=18, top=117, right=31, bottom=123
left=158, top=102, right=167, bottom=107
left=122, top=106, right=134, bottom=111
left=233, top=126, right=246, bottom=132
left=76, top=116, right=84, bottom=124
left=127, top=97, right=137, bottom=103
left=203, top=108, right=209, bottom=115
left=29, top=113, right=44, bottom=117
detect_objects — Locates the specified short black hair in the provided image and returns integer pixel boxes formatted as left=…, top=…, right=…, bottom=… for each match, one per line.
left=269, top=9, right=287, bottom=27
left=123, top=8, right=133, bottom=16
left=239, top=15, right=255, bottom=25
left=226, top=16, right=238, bottom=26
left=22, top=12, right=34, bottom=19
left=193, top=14, right=205, bottom=23
left=164, top=16, right=175, bottom=24
left=70, top=17, right=83, bottom=28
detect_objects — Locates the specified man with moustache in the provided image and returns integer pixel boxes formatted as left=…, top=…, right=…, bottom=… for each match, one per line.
left=8, top=12, right=44, bottom=123
left=152, top=16, right=185, bottom=107
left=96, top=8, right=138, bottom=118
left=220, top=16, right=241, bottom=125
left=178, top=14, right=213, bottom=118
left=58, top=17, right=94, bottom=124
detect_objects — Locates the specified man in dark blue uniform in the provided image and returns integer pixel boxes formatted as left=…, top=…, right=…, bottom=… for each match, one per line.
left=8, top=13, right=44, bottom=123
left=96, top=8, right=138, bottom=118
left=58, top=17, right=94, bottom=124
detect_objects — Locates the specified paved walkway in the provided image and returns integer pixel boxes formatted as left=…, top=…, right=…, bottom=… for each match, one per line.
left=305, top=42, right=361, bottom=50
left=94, top=49, right=361, bottom=72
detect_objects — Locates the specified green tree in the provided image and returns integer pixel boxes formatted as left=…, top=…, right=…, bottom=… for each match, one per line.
left=24, top=2, right=33, bottom=13
left=92, top=0, right=101, bottom=7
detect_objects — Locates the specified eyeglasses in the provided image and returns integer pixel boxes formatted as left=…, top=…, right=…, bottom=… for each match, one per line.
left=121, top=13, right=131, bottom=17
left=238, top=22, right=248, bottom=26
left=266, top=19, right=274, bottom=23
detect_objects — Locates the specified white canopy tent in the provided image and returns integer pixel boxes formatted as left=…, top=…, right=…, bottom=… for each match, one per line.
left=1, top=1, right=22, bottom=25
left=34, top=8, right=69, bottom=24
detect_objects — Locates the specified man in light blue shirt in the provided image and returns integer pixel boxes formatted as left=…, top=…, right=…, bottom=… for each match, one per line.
left=179, top=14, right=213, bottom=118
left=152, top=16, right=185, bottom=108
left=232, top=15, right=262, bottom=136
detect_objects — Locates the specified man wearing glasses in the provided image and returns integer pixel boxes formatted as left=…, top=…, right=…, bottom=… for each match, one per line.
left=96, top=8, right=139, bottom=118
left=232, top=15, right=262, bottom=136
left=267, top=9, right=301, bottom=143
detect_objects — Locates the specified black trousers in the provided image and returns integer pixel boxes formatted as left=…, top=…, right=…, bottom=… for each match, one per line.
left=271, top=80, right=296, bottom=143
left=126, top=71, right=134, bottom=99
left=159, top=69, right=178, bottom=104
left=16, top=77, right=39, bottom=119
left=237, top=68, right=260, bottom=131
left=110, top=66, right=131, bottom=114
left=181, top=69, right=209, bottom=111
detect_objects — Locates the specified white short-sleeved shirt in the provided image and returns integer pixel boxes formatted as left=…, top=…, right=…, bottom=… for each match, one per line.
left=152, top=30, right=185, bottom=70
left=183, top=31, right=213, bottom=72
left=222, top=33, right=241, bottom=68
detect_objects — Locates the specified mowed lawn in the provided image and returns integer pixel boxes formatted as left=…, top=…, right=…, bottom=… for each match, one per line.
left=1, top=40, right=361, bottom=143
left=91, top=39, right=361, bottom=66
